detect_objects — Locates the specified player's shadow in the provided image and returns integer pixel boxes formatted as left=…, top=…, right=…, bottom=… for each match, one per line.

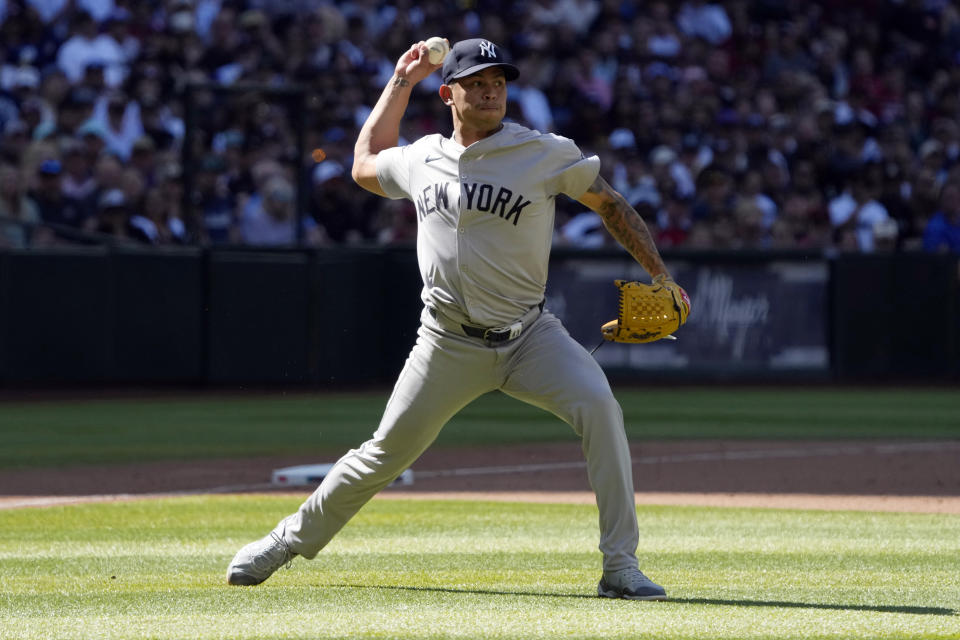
left=327, top=584, right=954, bottom=617
left=669, top=596, right=954, bottom=617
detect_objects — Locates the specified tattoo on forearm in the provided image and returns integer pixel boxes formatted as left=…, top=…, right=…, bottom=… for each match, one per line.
left=393, top=76, right=410, bottom=88
left=589, top=178, right=666, bottom=275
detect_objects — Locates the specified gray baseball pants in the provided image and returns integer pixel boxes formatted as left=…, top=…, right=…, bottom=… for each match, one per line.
left=283, top=307, right=640, bottom=572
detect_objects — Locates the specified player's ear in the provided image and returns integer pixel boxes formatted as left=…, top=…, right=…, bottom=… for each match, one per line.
left=439, top=84, right=454, bottom=105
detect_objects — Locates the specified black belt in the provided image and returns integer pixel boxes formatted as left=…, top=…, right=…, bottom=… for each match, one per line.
left=461, top=301, right=545, bottom=343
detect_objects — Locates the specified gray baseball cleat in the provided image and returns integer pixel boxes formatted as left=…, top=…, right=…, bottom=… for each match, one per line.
left=597, top=567, right=667, bottom=600
left=226, top=516, right=298, bottom=586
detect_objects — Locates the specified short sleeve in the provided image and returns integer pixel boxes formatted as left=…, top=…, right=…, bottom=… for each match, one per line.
left=375, top=146, right=411, bottom=200
left=543, top=136, right=601, bottom=199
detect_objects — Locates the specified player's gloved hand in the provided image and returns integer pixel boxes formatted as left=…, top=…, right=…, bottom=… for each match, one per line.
left=652, top=273, right=691, bottom=321
left=600, top=275, right=691, bottom=344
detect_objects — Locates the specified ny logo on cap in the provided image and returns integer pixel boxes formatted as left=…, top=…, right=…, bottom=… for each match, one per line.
left=478, top=40, right=497, bottom=58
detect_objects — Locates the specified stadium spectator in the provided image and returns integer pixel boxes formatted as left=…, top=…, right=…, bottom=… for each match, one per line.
left=771, top=193, right=831, bottom=250
left=85, top=187, right=130, bottom=240
left=55, top=11, right=126, bottom=88
left=129, top=184, right=188, bottom=245
left=31, top=158, right=88, bottom=231
left=60, top=139, right=97, bottom=212
left=0, top=160, right=43, bottom=247
left=33, top=86, right=96, bottom=146
left=88, top=89, right=143, bottom=160
left=1, top=0, right=960, bottom=252
left=923, top=182, right=960, bottom=253
left=308, top=159, right=363, bottom=245
left=0, top=119, right=31, bottom=163
left=239, top=173, right=322, bottom=246
left=828, top=171, right=894, bottom=252
left=194, top=153, right=238, bottom=245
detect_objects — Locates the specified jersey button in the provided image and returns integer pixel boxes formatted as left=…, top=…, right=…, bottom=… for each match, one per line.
left=458, top=227, right=465, bottom=234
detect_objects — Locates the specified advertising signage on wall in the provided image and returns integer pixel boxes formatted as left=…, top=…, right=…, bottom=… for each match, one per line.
left=547, top=258, right=829, bottom=375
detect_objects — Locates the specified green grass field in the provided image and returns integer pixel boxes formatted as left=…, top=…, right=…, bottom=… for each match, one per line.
left=2, top=387, right=959, bottom=469
left=1, top=387, right=959, bottom=639
left=1, top=495, right=958, bottom=640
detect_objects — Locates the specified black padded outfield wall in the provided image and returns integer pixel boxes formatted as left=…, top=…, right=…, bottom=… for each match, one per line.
left=831, top=253, right=958, bottom=381
left=0, top=248, right=956, bottom=386
left=113, top=248, right=204, bottom=382
left=0, top=248, right=117, bottom=383
left=310, top=249, right=420, bottom=384
left=205, top=251, right=312, bottom=384
left=0, top=248, right=203, bottom=384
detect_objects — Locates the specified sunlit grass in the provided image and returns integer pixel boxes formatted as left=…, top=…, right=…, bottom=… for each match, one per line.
left=1, top=495, right=957, bottom=639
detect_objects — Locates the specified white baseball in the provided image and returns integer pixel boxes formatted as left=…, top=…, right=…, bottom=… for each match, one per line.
left=425, top=37, right=449, bottom=65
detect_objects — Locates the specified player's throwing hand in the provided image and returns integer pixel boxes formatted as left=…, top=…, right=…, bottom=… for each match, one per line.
left=395, top=40, right=445, bottom=84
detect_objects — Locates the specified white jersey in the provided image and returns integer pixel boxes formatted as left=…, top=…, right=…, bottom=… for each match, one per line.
left=377, top=122, right=600, bottom=327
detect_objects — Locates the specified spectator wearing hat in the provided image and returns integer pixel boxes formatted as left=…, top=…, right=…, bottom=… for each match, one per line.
left=85, top=187, right=131, bottom=240
left=309, top=159, right=369, bottom=244
left=30, top=158, right=89, bottom=230
left=33, top=87, right=96, bottom=145
left=194, top=154, right=238, bottom=245
left=649, top=144, right=695, bottom=200
left=0, top=161, right=43, bottom=248
left=611, top=153, right=662, bottom=215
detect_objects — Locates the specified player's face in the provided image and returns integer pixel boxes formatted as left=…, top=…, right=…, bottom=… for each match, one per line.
left=450, top=67, right=507, bottom=128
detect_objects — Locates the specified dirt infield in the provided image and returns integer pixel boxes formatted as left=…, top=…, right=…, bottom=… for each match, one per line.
left=2, top=440, right=959, bottom=512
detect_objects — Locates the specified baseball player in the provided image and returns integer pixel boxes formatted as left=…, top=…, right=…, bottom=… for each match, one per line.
left=227, top=37, right=689, bottom=601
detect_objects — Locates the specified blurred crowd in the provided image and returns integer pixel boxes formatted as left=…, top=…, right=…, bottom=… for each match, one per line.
left=1, top=0, right=960, bottom=253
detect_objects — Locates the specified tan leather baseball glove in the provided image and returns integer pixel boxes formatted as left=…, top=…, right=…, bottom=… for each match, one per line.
left=601, top=275, right=691, bottom=343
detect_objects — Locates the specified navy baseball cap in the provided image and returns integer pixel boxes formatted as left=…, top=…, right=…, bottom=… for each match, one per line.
left=38, top=159, right=62, bottom=175
left=442, top=38, right=520, bottom=85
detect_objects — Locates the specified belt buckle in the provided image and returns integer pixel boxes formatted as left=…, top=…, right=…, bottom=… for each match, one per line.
left=483, top=321, right=523, bottom=342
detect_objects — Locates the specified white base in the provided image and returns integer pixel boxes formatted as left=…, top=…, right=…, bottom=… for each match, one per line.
left=271, top=463, right=414, bottom=487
